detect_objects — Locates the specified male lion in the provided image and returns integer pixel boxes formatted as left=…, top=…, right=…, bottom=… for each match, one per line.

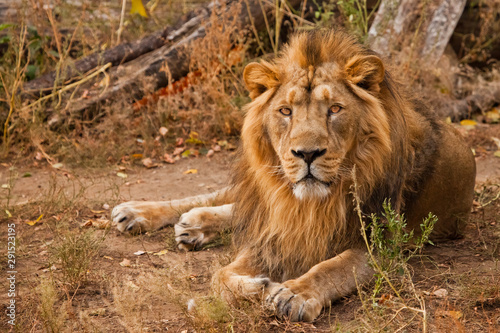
left=112, top=30, right=475, bottom=322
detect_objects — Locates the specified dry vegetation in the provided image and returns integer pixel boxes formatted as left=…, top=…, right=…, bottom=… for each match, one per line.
left=1, top=0, right=499, bottom=332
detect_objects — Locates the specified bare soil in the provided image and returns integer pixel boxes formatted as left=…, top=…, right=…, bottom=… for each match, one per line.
left=1, top=125, right=499, bottom=332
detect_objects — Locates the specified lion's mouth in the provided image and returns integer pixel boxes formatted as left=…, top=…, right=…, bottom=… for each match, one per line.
left=298, top=173, right=331, bottom=187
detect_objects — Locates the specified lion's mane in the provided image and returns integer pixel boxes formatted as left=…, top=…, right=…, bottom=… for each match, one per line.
left=231, top=30, right=439, bottom=282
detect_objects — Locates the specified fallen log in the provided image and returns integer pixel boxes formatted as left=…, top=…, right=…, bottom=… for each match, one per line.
left=436, top=83, right=500, bottom=121
left=22, top=8, right=202, bottom=97
left=34, top=0, right=303, bottom=116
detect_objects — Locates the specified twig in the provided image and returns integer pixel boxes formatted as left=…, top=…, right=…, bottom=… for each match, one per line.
left=22, top=63, right=112, bottom=113
left=258, top=0, right=275, bottom=51
left=244, top=0, right=266, bottom=55
left=117, top=0, right=127, bottom=45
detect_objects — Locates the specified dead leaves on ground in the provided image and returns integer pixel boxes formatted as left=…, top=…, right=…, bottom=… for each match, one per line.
left=119, top=129, right=236, bottom=169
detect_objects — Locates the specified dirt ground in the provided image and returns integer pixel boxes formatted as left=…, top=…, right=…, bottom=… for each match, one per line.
left=1, top=126, right=500, bottom=332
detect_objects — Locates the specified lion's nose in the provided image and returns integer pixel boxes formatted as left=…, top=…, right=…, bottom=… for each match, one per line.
left=291, top=149, right=327, bottom=165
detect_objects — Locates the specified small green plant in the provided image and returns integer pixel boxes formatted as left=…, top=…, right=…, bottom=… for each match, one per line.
left=351, top=166, right=437, bottom=331
left=311, top=0, right=337, bottom=28
left=337, top=0, right=381, bottom=39
left=367, top=200, right=437, bottom=299
left=50, top=230, right=106, bottom=289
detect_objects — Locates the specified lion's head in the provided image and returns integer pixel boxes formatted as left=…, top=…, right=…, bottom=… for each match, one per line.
left=241, top=30, right=397, bottom=201
left=232, top=30, right=413, bottom=281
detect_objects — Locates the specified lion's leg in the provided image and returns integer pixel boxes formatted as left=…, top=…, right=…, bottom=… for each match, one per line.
left=266, top=249, right=373, bottom=322
left=212, top=250, right=272, bottom=302
left=112, top=187, right=230, bottom=233
left=175, top=204, right=233, bottom=250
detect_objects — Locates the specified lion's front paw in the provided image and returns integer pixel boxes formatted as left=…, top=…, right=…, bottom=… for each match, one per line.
left=112, top=202, right=150, bottom=233
left=174, top=207, right=218, bottom=251
left=266, top=284, right=322, bottom=322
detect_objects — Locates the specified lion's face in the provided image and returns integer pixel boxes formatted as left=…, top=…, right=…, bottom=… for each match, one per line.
left=242, top=32, right=391, bottom=201
left=264, top=63, right=366, bottom=200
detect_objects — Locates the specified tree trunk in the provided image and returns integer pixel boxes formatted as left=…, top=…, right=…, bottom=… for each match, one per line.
left=368, top=0, right=467, bottom=64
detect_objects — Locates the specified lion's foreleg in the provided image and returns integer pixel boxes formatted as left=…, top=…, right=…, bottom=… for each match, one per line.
left=212, top=250, right=272, bottom=303
left=266, top=249, right=373, bottom=321
left=112, top=188, right=231, bottom=233
left=175, top=204, right=233, bottom=250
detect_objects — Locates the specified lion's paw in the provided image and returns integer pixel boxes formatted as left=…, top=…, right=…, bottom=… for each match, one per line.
left=174, top=207, right=218, bottom=251
left=266, top=284, right=322, bottom=322
left=112, top=202, right=150, bottom=234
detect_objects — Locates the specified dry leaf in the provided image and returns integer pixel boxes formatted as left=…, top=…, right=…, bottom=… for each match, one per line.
left=183, top=169, right=198, bottom=174
left=126, top=281, right=140, bottom=290
left=159, top=127, right=168, bottom=136
left=42, top=265, right=57, bottom=272
left=103, top=256, right=114, bottom=260
left=173, top=147, right=185, bottom=156
left=153, top=249, right=169, bottom=256
left=494, top=151, right=500, bottom=158
left=213, top=145, right=221, bottom=152
left=82, top=218, right=110, bottom=229
left=163, top=153, right=175, bottom=164
left=492, top=137, right=500, bottom=149
left=175, top=137, right=184, bottom=146
left=81, top=220, right=94, bottom=228
left=52, top=163, right=63, bottom=169
left=433, top=288, right=448, bottom=298
left=91, top=209, right=105, bottom=214
left=26, top=214, right=44, bottom=226
left=119, top=259, right=131, bottom=267
left=35, top=152, right=44, bottom=160
left=117, top=172, right=128, bottom=178
left=187, top=299, right=196, bottom=312
left=99, top=74, right=110, bottom=88
left=134, top=251, right=146, bottom=256
left=437, top=310, right=463, bottom=320
left=130, top=0, right=148, bottom=17
left=460, top=119, right=477, bottom=129
left=206, top=149, right=215, bottom=158
left=485, top=108, right=499, bottom=123
left=132, top=153, right=143, bottom=160
left=142, top=158, right=158, bottom=169
left=94, top=219, right=111, bottom=229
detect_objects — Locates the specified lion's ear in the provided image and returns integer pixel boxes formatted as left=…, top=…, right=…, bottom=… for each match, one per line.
left=344, top=55, right=385, bottom=93
left=243, top=62, right=279, bottom=99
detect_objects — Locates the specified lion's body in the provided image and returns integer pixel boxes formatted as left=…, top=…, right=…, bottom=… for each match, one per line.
left=112, top=30, right=475, bottom=322
left=230, top=30, right=475, bottom=282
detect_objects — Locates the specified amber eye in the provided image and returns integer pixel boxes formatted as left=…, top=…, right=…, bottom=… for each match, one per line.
left=279, top=107, right=292, bottom=116
left=329, top=105, right=343, bottom=115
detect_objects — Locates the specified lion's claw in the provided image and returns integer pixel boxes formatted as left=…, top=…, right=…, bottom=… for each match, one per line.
left=174, top=207, right=218, bottom=251
left=266, top=284, right=322, bottom=322
left=111, top=202, right=148, bottom=233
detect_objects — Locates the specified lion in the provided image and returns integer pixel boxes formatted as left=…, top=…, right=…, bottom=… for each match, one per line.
left=111, top=30, right=476, bottom=322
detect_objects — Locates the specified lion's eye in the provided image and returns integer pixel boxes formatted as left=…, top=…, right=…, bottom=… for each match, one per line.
left=279, top=108, right=292, bottom=116
left=329, top=105, right=343, bottom=115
